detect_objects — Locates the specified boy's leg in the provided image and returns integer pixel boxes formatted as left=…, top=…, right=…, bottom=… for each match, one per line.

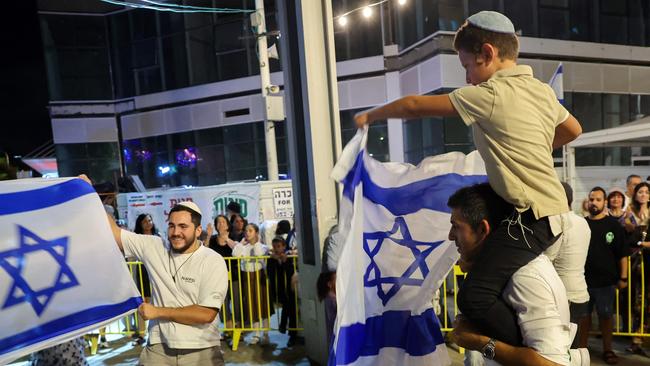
left=457, top=210, right=557, bottom=346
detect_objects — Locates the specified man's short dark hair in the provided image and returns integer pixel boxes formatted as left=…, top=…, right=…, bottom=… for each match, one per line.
left=589, top=186, right=607, bottom=199
left=272, top=236, right=287, bottom=246
left=626, top=174, right=641, bottom=185
left=447, top=183, right=513, bottom=230
left=169, top=205, right=201, bottom=227
left=453, top=22, right=519, bottom=61
left=226, top=201, right=241, bottom=214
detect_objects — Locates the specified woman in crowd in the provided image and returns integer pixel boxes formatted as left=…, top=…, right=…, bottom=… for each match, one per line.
left=230, top=214, right=246, bottom=243
left=232, top=223, right=272, bottom=345
left=607, top=188, right=626, bottom=221
left=622, top=182, right=650, bottom=355
left=207, top=215, right=240, bottom=332
left=131, top=213, right=159, bottom=346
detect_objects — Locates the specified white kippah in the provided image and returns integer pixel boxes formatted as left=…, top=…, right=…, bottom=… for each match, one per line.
left=466, top=11, right=515, bottom=34
left=176, top=201, right=202, bottom=217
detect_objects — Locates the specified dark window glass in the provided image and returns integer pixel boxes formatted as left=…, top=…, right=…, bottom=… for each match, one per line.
left=630, top=94, right=650, bottom=120
left=571, top=93, right=602, bottom=133
left=600, top=0, right=629, bottom=45
left=568, top=0, right=592, bottom=42
left=539, top=7, right=570, bottom=39
left=333, top=0, right=383, bottom=60
left=40, top=15, right=112, bottom=100
left=161, top=34, right=190, bottom=89
left=468, top=0, right=500, bottom=15
left=55, top=143, right=120, bottom=184
left=340, top=109, right=389, bottom=162
left=131, top=10, right=157, bottom=40
left=158, top=12, right=185, bottom=36
left=135, top=67, right=163, bottom=95
left=504, top=0, right=537, bottom=37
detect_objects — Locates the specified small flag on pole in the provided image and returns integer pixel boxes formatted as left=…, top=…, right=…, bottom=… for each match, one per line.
left=0, top=178, right=142, bottom=364
left=330, top=128, right=487, bottom=365
left=549, top=62, right=564, bottom=104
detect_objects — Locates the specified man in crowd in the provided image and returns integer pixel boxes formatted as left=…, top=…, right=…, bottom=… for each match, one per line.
left=448, top=183, right=588, bottom=365
left=578, top=187, right=629, bottom=365
left=624, top=175, right=642, bottom=210
left=80, top=175, right=229, bottom=365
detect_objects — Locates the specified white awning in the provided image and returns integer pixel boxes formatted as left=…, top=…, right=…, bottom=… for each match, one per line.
left=568, top=116, right=650, bottom=148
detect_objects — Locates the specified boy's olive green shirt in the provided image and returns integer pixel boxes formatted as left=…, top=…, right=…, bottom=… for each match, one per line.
left=449, top=65, right=569, bottom=220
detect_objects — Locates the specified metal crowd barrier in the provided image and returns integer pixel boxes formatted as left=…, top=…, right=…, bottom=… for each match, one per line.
left=87, top=255, right=649, bottom=355
left=86, top=256, right=302, bottom=353
left=439, top=258, right=650, bottom=339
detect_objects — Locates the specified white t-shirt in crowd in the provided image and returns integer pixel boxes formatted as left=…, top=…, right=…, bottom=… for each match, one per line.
left=121, top=230, right=228, bottom=349
left=485, top=255, right=572, bottom=366
left=232, top=241, right=267, bottom=272
left=544, top=211, right=591, bottom=304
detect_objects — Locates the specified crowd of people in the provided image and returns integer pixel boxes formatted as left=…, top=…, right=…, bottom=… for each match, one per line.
left=26, top=7, right=650, bottom=366
left=577, top=175, right=650, bottom=361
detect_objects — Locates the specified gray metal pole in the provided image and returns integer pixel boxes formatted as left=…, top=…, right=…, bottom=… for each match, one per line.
left=254, top=0, right=279, bottom=181
left=277, top=0, right=342, bottom=363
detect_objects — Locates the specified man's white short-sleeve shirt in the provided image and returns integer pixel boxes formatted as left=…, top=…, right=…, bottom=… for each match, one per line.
left=544, top=212, right=590, bottom=304
left=121, top=230, right=228, bottom=349
left=486, top=255, right=572, bottom=366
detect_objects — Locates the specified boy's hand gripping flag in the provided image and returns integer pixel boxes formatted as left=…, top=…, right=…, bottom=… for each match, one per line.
left=330, top=128, right=487, bottom=365
left=0, top=178, right=142, bottom=364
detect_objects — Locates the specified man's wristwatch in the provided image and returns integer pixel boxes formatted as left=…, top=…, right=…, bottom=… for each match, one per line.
left=481, top=338, right=497, bottom=360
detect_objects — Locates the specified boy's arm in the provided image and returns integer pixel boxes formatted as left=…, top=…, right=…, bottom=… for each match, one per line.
left=354, top=95, right=458, bottom=127
left=552, top=114, right=582, bottom=149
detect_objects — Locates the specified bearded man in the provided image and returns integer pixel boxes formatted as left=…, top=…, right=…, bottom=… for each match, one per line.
left=107, top=200, right=228, bottom=365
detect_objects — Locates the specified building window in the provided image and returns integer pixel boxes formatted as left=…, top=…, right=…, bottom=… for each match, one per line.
left=55, top=142, right=120, bottom=184
left=339, top=109, right=389, bottom=162
left=123, top=121, right=287, bottom=189
left=40, top=15, right=112, bottom=100
left=333, top=0, right=383, bottom=61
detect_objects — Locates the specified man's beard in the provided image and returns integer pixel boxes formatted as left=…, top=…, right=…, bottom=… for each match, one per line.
left=169, top=234, right=196, bottom=253
left=589, top=205, right=604, bottom=216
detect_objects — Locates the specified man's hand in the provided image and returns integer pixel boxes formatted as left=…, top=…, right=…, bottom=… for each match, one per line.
left=617, top=279, right=628, bottom=290
left=138, top=302, right=159, bottom=321
left=449, top=315, right=488, bottom=351
left=204, top=223, right=214, bottom=246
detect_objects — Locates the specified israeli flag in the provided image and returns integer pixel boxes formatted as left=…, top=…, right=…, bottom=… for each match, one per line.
left=0, top=178, right=142, bottom=364
left=330, top=128, right=487, bottom=365
left=549, top=62, right=564, bottom=104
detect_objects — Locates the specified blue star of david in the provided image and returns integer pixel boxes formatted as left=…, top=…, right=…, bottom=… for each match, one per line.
left=0, top=225, right=79, bottom=316
left=363, top=217, right=443, bottom=306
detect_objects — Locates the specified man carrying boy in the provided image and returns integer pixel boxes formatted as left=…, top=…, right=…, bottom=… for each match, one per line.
left=355, top=11, right=582, bottom=346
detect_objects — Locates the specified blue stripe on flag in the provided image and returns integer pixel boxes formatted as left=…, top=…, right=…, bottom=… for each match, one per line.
left=0, top=296, right=142, bottom=357
left=331, top=308, right=445, bottom=365
left=342, top=152, right=487, bottom=215
left=0, top=179, right=96, bottom=216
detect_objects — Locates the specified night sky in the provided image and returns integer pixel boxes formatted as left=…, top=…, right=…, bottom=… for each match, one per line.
left=0, top=1, right=52, bottom=159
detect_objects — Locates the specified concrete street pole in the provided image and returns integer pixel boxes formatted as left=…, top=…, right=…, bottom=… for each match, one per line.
left=253, top=0, right=279, bottom=181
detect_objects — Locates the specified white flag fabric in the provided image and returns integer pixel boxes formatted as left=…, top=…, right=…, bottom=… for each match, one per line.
left=330, top=128, right=487, bottom=366
left=0, top=178, right=142, bottom=364
left=549, top=62, right=564, bottom=104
